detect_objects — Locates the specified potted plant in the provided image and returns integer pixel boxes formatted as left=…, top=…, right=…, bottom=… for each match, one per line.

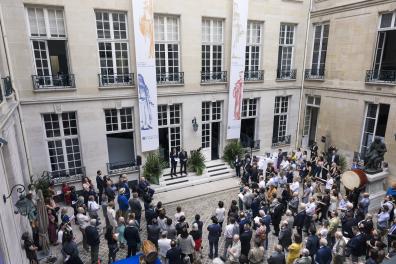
left=187, top=148, right=206, bottom=175
left=143, top=152, right=166, bottom=184
left=223, top=140, right=243, bottom=168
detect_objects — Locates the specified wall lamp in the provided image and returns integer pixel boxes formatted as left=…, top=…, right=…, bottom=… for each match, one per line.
left=3, top=184, right=25, bottom=203
left=192, top=117, right=198, bottom=132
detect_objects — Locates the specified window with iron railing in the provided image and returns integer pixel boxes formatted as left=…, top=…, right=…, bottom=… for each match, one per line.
left=245, top=21, right=264, bottom=82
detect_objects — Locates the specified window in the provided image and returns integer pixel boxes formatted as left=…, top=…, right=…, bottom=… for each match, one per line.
left=368, top=12, right=396, bottom=83
left=201, top=18, right=225, bottom=82
left=96, top=11, right=132, bottom=86
left=311, top=24, right=329, bottom=76
left=241, top=98, right=259, bottom=148
left=43, top=112, right=83, bottom=179
left=272, top=96, right=290, bottom=145
left=241, top=98, right=258, bottom=118
left=27, top=7, right=73, bottom=89
left=201, top=101, right=222, bottom=148
left=154, top=15, right=182, bottom=84
left=157, top=104, right=182, bottom=164
left=277, top=24, right=296, bottom=79
left=360, top=103, right=389, bottom=158
left=245, top=21, right=263, bottom=80
left=104, top=108, right=136, bottom=173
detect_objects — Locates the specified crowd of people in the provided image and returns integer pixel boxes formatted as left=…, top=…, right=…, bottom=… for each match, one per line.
left=20, top=144, right=396, bottom=264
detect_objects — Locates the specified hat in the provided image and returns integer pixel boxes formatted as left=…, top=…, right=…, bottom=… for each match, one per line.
left=119, top=188, right=125, bottom=194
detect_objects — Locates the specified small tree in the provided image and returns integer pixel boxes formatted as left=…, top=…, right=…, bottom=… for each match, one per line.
left=223, top=140, right=243, bottom=168
left=339, top=154, right=348, bottom=173
left=187, top=149, right=206, bottom=175
left=143, top=152, right=166, bottom=184
left=32, top=172, right=52, bottom=199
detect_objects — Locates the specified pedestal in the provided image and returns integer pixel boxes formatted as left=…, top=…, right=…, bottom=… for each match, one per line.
left=366, top=170, right=388, bottom=211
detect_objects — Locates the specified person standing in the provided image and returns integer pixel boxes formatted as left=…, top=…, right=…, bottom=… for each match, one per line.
left=227, top=234, right=241, bottom=264
left=332, top=231, right=346, bottom=264
left=268, top=244, right=286, bottom=264
left=306, top=227, right=319, bottom=261
left=215, top=201, right=226, bottom=228
left=105, top=225, right=119, bottom=263
left=224, top=217, right=239, bottom=258
left=315, top=238, right=332, bottom=264
left=278, top=221, right=292, bottom=251
left=129, top=192, right=142, bottom=225
left=107, top=201, right=117, bottom=230
left=177, top=229, right=195, bottom=263
left=207, top=216, right=221, bottom=259
left=158, top=231, right=171, bottom=264
left=22, top=232, right=38, bottom=264
left=96, top=170, right=104, bottom=204
left=179, top=149, right=188, bottom=176
left=170, top=148, right=178, bottom=178
left=117, top=188, right=129, bottom=219
left=124, top=220, right=141, bottom=257
left=234, top=155, right=242, bottom=178
left=240, top=224, right=253, bottom=257
left=247, top=239, right=264, bottom=264
left=166, top=240, right=182, bottom=264
left=287, top=234, right=303, bottom=264
left=76, top=207, right=90, bottom=251
left=85, top=219, right=100, bottom=264
left=62, top=231, right=83, bottom=264
left=148, top=218, right=161, bottom=248
left=270, top=199, right=283, bottom=236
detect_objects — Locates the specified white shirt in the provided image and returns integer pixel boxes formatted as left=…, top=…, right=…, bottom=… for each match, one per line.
left=76, top=213, right=90, bottom=229
left=215, top=208, right=226, bottom=223
left=290, top=181, right=299, bottom=193
left=107, top=207, right=117, bottom=228
left=280, top=160, right=290, bottom=170
left=174, top=212, right=185, bottom=222
left=87, top=200, right=100, bottom=212
left=224, top=223, right=237, bottom=239
left=306, top=202, right=317, bottom=216
left=325, top=178, right=334, bottom=190
left=258, top=180, right=266, bottom=189
left=57, top=230, right=64, bottom=244
left=158, top=238, right=171, bottom=257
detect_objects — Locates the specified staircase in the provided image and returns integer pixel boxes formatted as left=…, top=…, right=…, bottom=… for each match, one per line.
left=152, top=159, right=235, bottom=193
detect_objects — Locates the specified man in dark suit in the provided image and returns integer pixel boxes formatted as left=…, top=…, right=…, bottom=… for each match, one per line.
left=315, top=238, right=332, bottom=264
left=124, top=220, right=141, bottom=257
left=306, top=227, right=319, bottom=260
left=129, top=192, right=142, bottom=225
left=268, top=244, right=286, bottom=264
left=207, top=216, right=221, bottom=259
left=270, top=199, right=283, bottom=236
left=85, top=219, right=100, bottom=264
left=278, top=221, right=292, bottom=251
left=170, top=148, right=178, bottom=178
left=328, top=148, right=340, bottom=166
left=240, top=224, right=253, bottom=256
left=96, top=170, right=104, bottom=204
left=346, top=226, right=367, bottom=263
left=166, top=240, right=182, bottom=264
left=294, top=204, right=306, bottom=236
left=178, top=149, right=188, bottom=176
left=233, top=155, right=242, bottom=178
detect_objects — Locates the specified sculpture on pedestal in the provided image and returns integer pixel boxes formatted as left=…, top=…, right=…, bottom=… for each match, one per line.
left=364, top=137, right=387, bottom=173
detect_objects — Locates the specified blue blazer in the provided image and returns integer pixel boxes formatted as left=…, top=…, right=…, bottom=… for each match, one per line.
left=315, top=246, right=332, bottom=264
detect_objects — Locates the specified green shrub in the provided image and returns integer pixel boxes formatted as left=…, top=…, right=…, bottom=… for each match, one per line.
left=188, top=149, right=206, bottom=175
left=143, top=152, right=166, bottom=184
left=223, top=140, right=243, bottom=168
left=32, top=172, right=52, bottom=199
left=339, top=154, right=348, bottom=173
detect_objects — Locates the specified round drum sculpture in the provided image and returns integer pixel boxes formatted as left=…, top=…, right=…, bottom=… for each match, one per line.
left=341, top=169, right=368, bottom=190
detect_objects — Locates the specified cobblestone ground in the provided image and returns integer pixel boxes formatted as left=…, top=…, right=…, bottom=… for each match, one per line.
left=77, top=188, right=360, bottom=264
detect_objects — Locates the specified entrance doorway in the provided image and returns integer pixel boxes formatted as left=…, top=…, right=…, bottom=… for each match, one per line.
left=302, top=96, right=321, bottom=147
left=240, top=118, right=255, bottom=148
left=211, top=122, right=220, bottom=160
left=159, top=127, right=169, bottom=167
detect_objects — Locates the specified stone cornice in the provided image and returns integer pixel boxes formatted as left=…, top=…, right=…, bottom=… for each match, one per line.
left=311, top=0, right=396, bottom=18
left=19, top=86, right=301, bottom=105
left=304, top=85, right=396, bottom=97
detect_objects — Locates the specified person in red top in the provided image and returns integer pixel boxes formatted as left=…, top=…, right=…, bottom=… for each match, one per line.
left=62, top=182, right=72, bottom=206
left=232, top=71, right=244, bottom=120
left=189, top=223, right=202, bottom=258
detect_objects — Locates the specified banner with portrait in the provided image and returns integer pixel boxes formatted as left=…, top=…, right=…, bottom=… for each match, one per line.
left=226, top=0, right=248, bottom=139
left=132, top=0, right=159, bottom=151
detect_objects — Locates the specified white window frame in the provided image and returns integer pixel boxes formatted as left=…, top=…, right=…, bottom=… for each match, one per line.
left=278, top=23, right=296, bottom=75
left=245, top=21, right=263, bottom=74
left=311, top=23, right=329, bottom=74
left=201, top=18, right=224, bottom=73
left=201, top=101, right=222, bottom=148
left=95, top=10, right=131, bottom=85
left=154, top=15, right=181, bottom=83
left=158, top=104, right=182, bottom=152
left=241, top=98, right=258, bottom=119
left=104, top=107, right=134, bottom=133
left=42, top=112, right=83, bottom=177
left=273, top=96, right=289, bottom=141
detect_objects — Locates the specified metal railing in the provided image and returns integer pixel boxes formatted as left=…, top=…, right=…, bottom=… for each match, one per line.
left=305, top=68, right=325, bottom=80
left=365, top=70, right=396, bottom=84
left=106, top=160, right=139, bottom=175
left=98, top=73, right=134, bottom=87
left=272, top=135, right=291, bottom=147
left=32, top=74, right=75, bottom=90
left=156, top=72, right=184, bottom=85
left=276, top=69, right=297, bottom=80
left=200, top=71, right=227, bottom=83
left=241, top=139, right=261, bottom=150
left=244, top=70, right=264, bottom=82
left=44, top=167, right=86, bottom=184
left=2, top=77, right=13, bottom=96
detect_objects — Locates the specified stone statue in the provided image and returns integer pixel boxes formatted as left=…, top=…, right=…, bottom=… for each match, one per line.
left=364, top=137, right=387, bottom=173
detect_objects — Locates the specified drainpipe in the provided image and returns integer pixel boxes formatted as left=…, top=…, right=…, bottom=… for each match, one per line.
left=0, top=6, right=34, bottom=181
left=295, top=0, right=313, bottom=149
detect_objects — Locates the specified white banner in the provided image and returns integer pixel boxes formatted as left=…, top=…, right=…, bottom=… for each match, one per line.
left=226, top=0, right=248, bottom=139
left=132, top=0, right=159, bottom=152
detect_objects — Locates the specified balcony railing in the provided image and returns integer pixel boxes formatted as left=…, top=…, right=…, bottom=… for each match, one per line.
left=241, top=139, right=261, bottom=150
left=244, top=70, right=264, bottom=82
left=32, top=74, right=75, bottom=90
left=365, top=70, right=396, bottom=84
left=305, top=68, right=325, bottom=80
left=44, top=167, right=86, bottom=185
left=156, top=72, right=184, bottom=85
left=98, top=73, right=134, bottom=87
left=2, top=77, right=13, bottom=96
left=201, top=71, right=227, bottom=83
left=276, top=69, right=297, bottom=80
left=272, top=135, right=291, bottom=147
left=107, top=160, right=139, bottom=175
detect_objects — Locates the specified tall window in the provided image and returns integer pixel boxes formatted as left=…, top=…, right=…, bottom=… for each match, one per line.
left=43, top=112, right=83, bottom=180
left=104, top=108, right=136, bottom=173
left=158, top=104, right=182, bottom=164
left=277, top=24, right=296, bottom=79
left=311, top=24, right=329, bottom=76
left=368, top=12, right=396, bottom=83
left=201, top=18, right=225, bottom=82
left=96, top=11, right=131, bottom=86
left=272, top=96, right=290, bottom=145
left=360, top=103, right=389, bottom=158
left=154, top=15, right=182, bottom=84
left=201, top=101, right=222, bottom=148
left=240, top=99, right=258, bottom=148
left=27, top=7, right=73, bottom=88
left=245, top=21, right=263, bottom=80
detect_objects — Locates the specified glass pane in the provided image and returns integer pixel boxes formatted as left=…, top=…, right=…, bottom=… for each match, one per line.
left=380, top=13, right=393, bottom=28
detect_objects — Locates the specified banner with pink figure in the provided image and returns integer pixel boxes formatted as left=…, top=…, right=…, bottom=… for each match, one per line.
left=226, top=0, right=248, bottom=139
left=132, top=0, right=159, bottom=151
